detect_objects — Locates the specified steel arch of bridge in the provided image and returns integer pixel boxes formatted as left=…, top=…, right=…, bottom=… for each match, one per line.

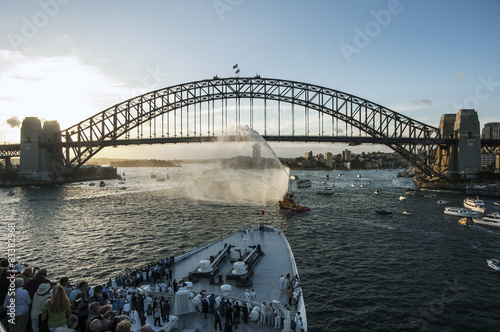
left=59, top=77, right=441, bottom=177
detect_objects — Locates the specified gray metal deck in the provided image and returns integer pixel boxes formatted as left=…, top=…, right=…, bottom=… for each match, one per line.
left=131, top=227, right=307, bottom=332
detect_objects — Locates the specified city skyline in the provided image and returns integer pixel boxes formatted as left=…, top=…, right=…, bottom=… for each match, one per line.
left=1, top=1, right=500, bottom=159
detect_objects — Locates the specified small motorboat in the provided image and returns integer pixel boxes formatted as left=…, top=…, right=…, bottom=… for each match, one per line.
left=89, top=182, right=96, bottom=186
left=487, top=258, right=500, bottom=271
left=494, top=202, right=499, bottom=206
left=290, top=175, right=297, bottom=180
left=374, top=189, right=379, bottom=195
left=7, top=190, right=14, bottom=196
left=458, top=217, right=473, bottom=226
left=278, top=193, right=310, bottom=212
left=357, top=174, right=362, bottom=178
left=437, top=199, right=449, bottom=205
left=399, top=196, right=407, bottom=201
left=317, top=187, right=334, bottom=195
left=402, top=210, right=411, bottom=215
left=350, top=184, right=356, bottom=188
left=375, top=210, right=393, bottom=215
left=296, top=179, right=312, bottom=188
left=99, top=181, right=106, bottom=187
left=325, top=175, right=330, bottom=180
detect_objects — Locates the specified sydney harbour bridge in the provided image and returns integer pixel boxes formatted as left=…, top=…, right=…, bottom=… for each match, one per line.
left=1, top=76, right=499, bottom=181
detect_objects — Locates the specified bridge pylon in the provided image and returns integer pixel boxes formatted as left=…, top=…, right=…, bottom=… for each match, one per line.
left=20, top=117, right=63, bottom=181
left=434, top=109, right=481, bottom=178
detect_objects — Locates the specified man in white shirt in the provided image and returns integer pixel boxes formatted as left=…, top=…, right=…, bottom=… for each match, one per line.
left=3, top=278, right=31, bottom=332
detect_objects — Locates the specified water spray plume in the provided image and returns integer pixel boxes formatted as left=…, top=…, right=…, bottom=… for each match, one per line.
left=182, top=126, right=289, bottom=205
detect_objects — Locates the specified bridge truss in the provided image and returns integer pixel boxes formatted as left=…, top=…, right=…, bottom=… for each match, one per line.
left=57, top=77, right=442, bottom=177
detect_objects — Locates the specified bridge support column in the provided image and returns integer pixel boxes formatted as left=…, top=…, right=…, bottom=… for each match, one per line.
left=434, top=109, right=481, bottom=178
left=20, top=117, right=63, bottom=181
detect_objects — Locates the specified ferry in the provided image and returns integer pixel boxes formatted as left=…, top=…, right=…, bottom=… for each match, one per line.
left=473, top=213, right=500, bottom=228
left=463, top=197, right=486, bottom=213
left=443, top=207, right=479, bottom=218
left=125, top=226, right=308, bottom=331
left=278, top=193, right=310, bottom=212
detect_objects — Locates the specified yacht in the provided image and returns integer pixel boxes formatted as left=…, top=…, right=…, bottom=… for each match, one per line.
left=473, top=213, right=500, bottom=227
left=487, top=258, right=500, bottom=271
left=437, top=199, right=449, bottom=205
left=296, top=179, right=312, bottom=188
left=444, top=207, right=479, bottom=218
left=463, top=197, right=486, bottom=213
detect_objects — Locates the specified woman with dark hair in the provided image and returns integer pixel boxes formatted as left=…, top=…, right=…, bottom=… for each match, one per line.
left=41, top=285, right=72, bottom=331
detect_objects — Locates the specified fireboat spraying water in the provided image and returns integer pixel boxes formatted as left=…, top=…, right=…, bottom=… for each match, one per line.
left=278, top=175, right=310, bottom=212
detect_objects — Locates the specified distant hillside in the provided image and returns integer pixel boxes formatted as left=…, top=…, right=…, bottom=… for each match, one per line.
left=90, top=158, right=180, bottom=167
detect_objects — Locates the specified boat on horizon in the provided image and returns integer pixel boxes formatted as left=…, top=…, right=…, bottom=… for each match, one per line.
left=375, top=210, right=393, bottom=215
left=463, top=197, right=486, bottom=213
left=437, top=199, right=449, bottom=205
left=444, top=207, right=479, bottom=218
left=317, top=187, right=334, bottom=195
left=296, top=179, right=312, bottom=188
left=473, top=213, right=500, bottom=227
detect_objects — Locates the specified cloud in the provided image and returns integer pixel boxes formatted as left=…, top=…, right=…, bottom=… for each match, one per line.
left=411, top=99, right=432, bottom=107
left=0, top=50, right=131, bottom=140
left=455, top=71, right=465, bottom=79
left=5, top=116, right=21, bottom=128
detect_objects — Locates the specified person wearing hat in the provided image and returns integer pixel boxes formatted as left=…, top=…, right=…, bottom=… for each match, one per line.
left=26, top=269, right=51, bottom=300
left=3, top=278, right=31, bottom=332
left=31, top=282, right=52, bottom=332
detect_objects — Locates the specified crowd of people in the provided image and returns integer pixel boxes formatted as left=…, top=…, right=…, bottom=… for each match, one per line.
left=1, top=255, right=305, bottom=332
left=0, top=257, right=177, bottom=332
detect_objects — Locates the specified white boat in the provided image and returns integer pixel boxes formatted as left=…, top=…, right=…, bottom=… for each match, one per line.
left=317, top=187, right=334, bottom=195
left=290, top=175, right=297, bottom=180
left=356, top=174, right=362, bottom=178
left=296, top=179, right=311, bottom=188
left=350, top=184, right=355, bottom=188
left=444, top=207, right=479, bottom=218
left=374, top=189, right=379, bottom=195
left=494, top=202, right=499, bottom=206
left=124, top=226, right=307, bottom=331
left=473, top=213, right=500, bottom=227
left=437, top=199, right=449, bottom=205
left=487, top=258, right=500, bottom=271
left=463, top=197, right=486, bottom=213
left=399, top=196, right=407, bottom=201
left=402, top=210, right=411, bottom=215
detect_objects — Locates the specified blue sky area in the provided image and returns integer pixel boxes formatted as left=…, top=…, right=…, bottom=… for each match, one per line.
left=1, top=0, right=499, bottom=158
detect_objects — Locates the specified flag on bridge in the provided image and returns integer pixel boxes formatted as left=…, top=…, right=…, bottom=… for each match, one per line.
left=235, top=69, right=240, bottom=74
left=233, top=64, right=238, bottom=69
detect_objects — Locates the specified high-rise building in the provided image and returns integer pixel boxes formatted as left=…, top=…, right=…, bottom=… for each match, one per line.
left=341, top=149, right=351, bottom=162
left=305, top=151, right=313, bottom=159
left=481, top=122, right=500, bottom=139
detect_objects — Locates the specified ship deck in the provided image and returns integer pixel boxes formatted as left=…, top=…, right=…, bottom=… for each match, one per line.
left=131, top=226, right=306, bottom=332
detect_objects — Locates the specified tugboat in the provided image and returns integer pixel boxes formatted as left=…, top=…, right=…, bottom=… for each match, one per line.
left=278, top=192, right=310, bottom=212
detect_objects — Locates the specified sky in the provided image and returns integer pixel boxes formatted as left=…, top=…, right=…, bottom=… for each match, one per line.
left=1, top=0, right=499, bottom=159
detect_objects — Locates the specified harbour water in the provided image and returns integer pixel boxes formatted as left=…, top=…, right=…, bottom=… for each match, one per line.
left=2, top=166, right=500, bottom=331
